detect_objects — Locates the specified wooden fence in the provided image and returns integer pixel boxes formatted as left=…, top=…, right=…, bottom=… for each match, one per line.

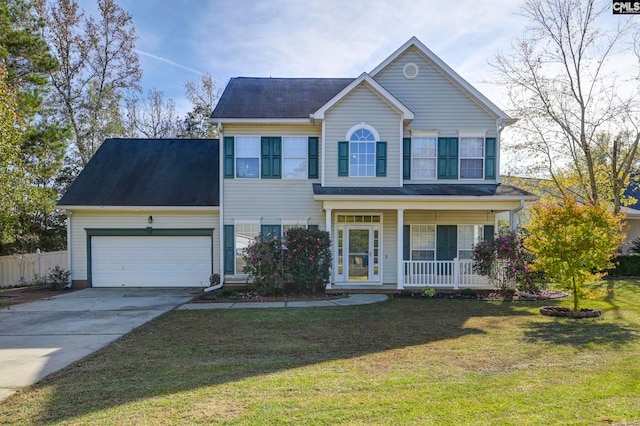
left=0, top=250, right=68, bottom=288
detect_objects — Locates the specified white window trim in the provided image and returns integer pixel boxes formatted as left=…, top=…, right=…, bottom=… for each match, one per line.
left=235, top=136, right=260, bottom=179
left=410, top=224, right=436, bottom=260
left=233, top=220, right=261, bottom=277
left=410, top=130, right=439, bottom=138
left=281, top=218, right=309, bottom=230
left=282, top=136, right=308, bottom=180
left=459, top=135, right=485, bottom=181
left=233, top=217, right=262, bottom=225
left=345, top=122, right=380, bottom=141
left=411, top=133, right=438, bottom=180
left=457, top=224, right=484, bottom=259
left=345, top=123, right=379, bottom=178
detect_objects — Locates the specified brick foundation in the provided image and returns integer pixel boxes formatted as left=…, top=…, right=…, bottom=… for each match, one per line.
left=71, top=280, right=88, bottom=289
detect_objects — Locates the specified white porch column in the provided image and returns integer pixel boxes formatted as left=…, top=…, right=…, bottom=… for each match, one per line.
left=397, top=208, right=404, bottom=290
left=325, top=208, right=333, bottom=289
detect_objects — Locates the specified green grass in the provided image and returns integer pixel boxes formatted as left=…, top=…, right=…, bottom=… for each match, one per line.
left=2, top=280, right=640, bottom=425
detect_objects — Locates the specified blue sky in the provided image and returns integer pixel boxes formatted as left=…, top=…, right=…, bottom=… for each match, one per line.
left=76, top=0, right=531, bottom=115
left=76, top=0, right=633, bottom=136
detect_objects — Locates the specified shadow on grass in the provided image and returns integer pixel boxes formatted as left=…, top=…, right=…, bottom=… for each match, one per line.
left=7, top=299, right=535, bottom=423
left=523, top=281, right=640, bottom=347
left=523, top=317, right=639, bottom=347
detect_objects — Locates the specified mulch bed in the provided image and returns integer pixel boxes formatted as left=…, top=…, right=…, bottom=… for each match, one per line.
left=194, top=290, right=342, bottom=303
left=0, top=285, right=75, bottom=306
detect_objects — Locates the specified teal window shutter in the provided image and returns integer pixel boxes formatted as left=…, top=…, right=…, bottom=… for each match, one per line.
left=403, top=225, right=410, bottom=260
left=261, top=137, right=281, bottom=179
left=436, top=225, right=458, bottom=260
left=485, top=137, right=496, bottom=180
left=403, top=137, right=411, bottom=180
left=261, top=225, right=281, bottom=238
left=308, top=137, right=319, bottom=179
left=484, top=225, right=495, bottom=244
left=437, top=138, right=458, bottom=179
left=224, top=136, right=234, bottom=178
left=376, top=141, right=387, bottom=177
left=223, top=225, right=235, bottom=274
left=338, top=141, right=349, bottom=176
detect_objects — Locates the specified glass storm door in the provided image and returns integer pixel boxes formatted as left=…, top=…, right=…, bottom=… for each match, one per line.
left=348, top=229, right=369, bottom=280
left=337, top=226, right=380, bottom=282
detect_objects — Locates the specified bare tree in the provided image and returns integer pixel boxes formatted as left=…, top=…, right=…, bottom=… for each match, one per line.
left=495, top=0, right=640, bottom=213
left=39, top=0, right=141, bottom=165
left=180, top=72, right=220, bottom=139
left=125, top=88, right=180, bottom=138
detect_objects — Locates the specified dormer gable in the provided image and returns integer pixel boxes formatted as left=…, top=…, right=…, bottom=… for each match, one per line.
left=370, top=36, right=514, bottom=126
left=311, top=73, right=414, bottom=123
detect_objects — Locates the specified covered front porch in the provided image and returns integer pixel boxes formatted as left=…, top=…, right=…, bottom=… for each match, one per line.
left=313, top=183, right=534, bottom=291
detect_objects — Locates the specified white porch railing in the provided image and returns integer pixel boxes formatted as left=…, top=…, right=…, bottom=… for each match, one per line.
left=403, top=258, right=491, bottom=289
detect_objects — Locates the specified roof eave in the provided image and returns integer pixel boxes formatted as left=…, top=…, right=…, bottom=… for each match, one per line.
left=313, top=194, right=537, bottom=202
left=209, top=118, right=313, bottom=124
left=59, top=205, right=220, bottom=211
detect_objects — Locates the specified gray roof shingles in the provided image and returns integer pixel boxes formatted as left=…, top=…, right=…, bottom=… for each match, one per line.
left=58, top=138, right=219, bottom=207
left=211, top=77, right=354, bottom=119
left=312, top=183, right=533, bottom=197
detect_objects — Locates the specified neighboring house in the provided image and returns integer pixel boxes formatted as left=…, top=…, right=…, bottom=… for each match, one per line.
left=619, top=183, right=640, bottom=253
left=59, top=37, right=534, bottom=290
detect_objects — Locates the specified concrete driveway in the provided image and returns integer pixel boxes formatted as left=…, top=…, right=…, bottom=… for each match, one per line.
left=0, top=288, right=198, bottom=401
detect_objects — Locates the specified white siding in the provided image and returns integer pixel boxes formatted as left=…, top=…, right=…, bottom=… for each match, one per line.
left=224, top=180, right=323, bottom=226
left=223, top=124, right=324, bottom=226
left=375, top=47, right=498, bottom=136
left=69, top=210, right=219, bottom=281
left=404, top=210, right=496, bottom=225
left=324, top=85, right=402, bottom=187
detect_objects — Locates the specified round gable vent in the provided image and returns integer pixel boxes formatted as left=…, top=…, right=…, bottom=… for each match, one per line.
left=403, top=63, right=419, bottom=79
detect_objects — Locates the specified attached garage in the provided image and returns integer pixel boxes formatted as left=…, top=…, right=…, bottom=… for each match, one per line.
left=57, top=139, right=221, bottom=289
left=91, top=234, right=213, bottom=287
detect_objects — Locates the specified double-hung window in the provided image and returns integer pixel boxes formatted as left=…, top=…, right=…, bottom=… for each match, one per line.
left=458, top=225, right=484, bottom=259
left=411, top=224, right=436, bottom=260
left=411, top=137, right=437, bottom=179
left=282, top=137, right=308, bottom=179
left=236, top=136, right=260, bottom=178
left=235, top=223, right=260, bottom=273
left=459, top=137, right=484, bottom=179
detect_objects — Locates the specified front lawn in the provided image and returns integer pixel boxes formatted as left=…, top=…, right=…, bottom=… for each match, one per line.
left=2, top=280, right=640, bottom=425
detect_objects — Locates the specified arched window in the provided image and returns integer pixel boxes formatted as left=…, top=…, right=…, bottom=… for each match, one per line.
left=346, top=124, right=379, bottom=177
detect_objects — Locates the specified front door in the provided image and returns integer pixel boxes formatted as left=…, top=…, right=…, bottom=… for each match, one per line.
left=337, top=226, right=381, bottom=283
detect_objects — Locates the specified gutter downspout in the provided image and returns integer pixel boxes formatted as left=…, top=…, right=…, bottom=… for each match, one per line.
left=66, top=210, right=72, bottom=288
left=206, top=122, right=224, bottom=293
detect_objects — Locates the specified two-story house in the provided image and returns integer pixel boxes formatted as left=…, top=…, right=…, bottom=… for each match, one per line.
left=58, top=37, right=533, bottom=290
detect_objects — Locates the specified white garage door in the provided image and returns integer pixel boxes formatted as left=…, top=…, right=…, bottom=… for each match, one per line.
left=92, top=236, right=212, bottom=287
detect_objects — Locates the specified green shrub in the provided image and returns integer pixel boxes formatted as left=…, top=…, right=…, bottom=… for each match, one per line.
left=283, top=228, right=332, bottom=293
left=241, top=228, right=332, bottom=295
left=241, top=235, right=287, bottom=295
left=608, top=254, right=640, bottom=277
left=34, top=265, right=71, bottom=290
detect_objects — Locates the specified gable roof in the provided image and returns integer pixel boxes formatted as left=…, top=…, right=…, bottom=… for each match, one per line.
left=211, top=77, right=354, bottom=120
left=58, top=138, right=219, bottom=207
left=371, top=36, right=514, bottom=124
left=311, top=73, right=414, bottom=121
